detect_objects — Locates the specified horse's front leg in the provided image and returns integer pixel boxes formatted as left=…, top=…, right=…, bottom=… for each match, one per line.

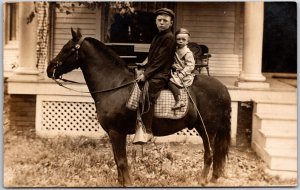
left=108, top=129, right=132, bottom=187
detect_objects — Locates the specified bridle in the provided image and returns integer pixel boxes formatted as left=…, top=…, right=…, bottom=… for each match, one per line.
left=52, top=37, right=85, bottom=78
left=51, top=37, right=137, bottom=94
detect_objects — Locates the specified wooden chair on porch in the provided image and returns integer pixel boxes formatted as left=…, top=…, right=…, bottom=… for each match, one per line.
left=188, top=42, right=211, bottom=76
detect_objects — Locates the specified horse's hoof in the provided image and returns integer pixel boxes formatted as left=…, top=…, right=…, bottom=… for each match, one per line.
left=123, top=184, right=133, bottom=187
left=199, top=178, right=208, bottom=186
left=123, top=182, right=134, bottom=187
left=210, top=177, right=218, bottom=183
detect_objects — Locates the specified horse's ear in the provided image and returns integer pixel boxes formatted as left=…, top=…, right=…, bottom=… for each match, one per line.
left=76, top=28, right=82, bottom=39
left=71, top=28, right=77, bottom=40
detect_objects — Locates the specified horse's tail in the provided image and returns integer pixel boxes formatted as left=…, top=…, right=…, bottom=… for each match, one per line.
left=213, top=105, right=231, bottom=177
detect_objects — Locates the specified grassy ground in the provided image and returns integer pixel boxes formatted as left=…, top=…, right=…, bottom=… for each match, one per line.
left=3, top=126, right=297, bottom=187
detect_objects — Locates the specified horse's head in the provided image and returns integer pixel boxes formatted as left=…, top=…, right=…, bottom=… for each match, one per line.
left=47, top=28, right=84, bottom=79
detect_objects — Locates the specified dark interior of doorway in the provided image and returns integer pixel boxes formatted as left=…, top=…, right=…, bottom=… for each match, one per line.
left=262, top=2, right=297, bottom=73
left=236, top=101, right=253, bottom=148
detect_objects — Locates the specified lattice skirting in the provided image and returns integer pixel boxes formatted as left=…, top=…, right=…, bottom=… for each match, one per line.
left=36, top=95, right=202, bottom=143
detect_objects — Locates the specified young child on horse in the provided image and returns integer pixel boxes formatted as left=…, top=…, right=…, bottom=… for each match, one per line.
left=168, top=28, right=195, bottom=110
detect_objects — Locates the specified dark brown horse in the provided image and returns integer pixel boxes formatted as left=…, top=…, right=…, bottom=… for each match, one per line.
left=47, top=28, right=231, bottom=187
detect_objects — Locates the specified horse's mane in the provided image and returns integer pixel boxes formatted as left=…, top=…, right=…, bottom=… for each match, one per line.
left=85, top=37, right=127, bottom=67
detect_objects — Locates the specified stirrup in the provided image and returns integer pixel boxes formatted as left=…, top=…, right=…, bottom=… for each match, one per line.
left=132, top=122, right=153, bottom=145
left=133, top=132, right=153, bottom=145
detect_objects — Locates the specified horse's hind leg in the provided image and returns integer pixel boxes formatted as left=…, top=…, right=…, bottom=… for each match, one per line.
left=211, top=121, right=231, bottom=183
left=196, top=127, right=215, bottom=185
left=108, top=129, right=132, bottom=187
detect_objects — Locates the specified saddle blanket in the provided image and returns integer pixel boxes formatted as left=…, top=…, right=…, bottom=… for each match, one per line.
left=126, top=83, right=189, bottom=119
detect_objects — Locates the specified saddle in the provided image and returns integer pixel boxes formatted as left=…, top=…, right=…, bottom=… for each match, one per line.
left=126, top=83, right=189, bottom=119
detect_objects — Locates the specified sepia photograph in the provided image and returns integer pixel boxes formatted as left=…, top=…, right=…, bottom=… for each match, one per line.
left=3, top=1, right=297, bottom=187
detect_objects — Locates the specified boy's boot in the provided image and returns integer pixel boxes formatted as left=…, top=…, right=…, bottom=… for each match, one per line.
left=172, top=95, right=185, bottom=110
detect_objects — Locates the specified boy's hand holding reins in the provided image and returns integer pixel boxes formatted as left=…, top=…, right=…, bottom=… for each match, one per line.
left=136, top=74, right=146, bottom=82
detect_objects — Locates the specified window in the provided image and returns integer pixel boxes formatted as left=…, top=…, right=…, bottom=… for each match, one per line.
left=4, top=3, right=18, bottom=44
left=3, top=3, right=18, bottom=76
left=103, top=2, right=175, bottom=44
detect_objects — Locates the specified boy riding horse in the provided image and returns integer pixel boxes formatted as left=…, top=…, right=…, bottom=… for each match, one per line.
left=135, top=8, right=176, bottom=144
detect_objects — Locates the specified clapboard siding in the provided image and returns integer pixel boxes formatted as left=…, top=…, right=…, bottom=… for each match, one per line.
left=55, top=18, right=96, bottom=24
left=208, top=54, right=240, bottom=76
left=192, top=37, right=233, bottom=44
left=177, top=2, right=243, bottom=76
left=56, top=12, right=97, bottom=18
left=199, top=43, right=234, bottom=49
left=183, top=16, right=236, bottom=22
left=177, top=2, right=237, bottom=54
left=55, top=29, right=97, bottom=36
left=55, top=23, right=97, bottom=29
left=189, top=32, right=234, bottom=39
left=188, top=26, right=235, bottom=33
left=56, top=6, right=97, bottom=13
left=184, top=21, right=235, bottom=28
left=182, top=10, right=235, bottom=16
left=52, top=3, right=100, bottom=56
left=183, top=2, right=235, bottom=10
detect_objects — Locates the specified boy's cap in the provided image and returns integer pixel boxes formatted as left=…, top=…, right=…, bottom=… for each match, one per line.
left=155, top=8, right=175, bottom=19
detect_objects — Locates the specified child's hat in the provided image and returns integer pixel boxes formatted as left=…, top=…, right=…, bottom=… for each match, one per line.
left=175, top=28, right=190, bottom=36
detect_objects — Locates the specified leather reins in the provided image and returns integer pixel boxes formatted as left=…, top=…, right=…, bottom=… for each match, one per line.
left=53, top=77, right=137, bottom=94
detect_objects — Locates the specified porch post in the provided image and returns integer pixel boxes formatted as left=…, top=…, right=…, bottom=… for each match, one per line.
left=12, top=2, right=39, bottom=80
left=236, top=2, right=269, bottom=88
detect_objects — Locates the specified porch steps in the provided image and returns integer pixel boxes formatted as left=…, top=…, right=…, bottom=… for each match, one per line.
left=252, top=99, right=297, bottom=179
left=252, top=141, right=297, bottom=172
left=257, top=128, right=297, bottom=149
left=254, top=101, right=297, bottom=117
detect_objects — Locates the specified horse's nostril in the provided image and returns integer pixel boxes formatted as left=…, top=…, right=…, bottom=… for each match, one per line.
left=47, top=61, right=57, bottom=78
left=54, top=72, right=60, bottom=79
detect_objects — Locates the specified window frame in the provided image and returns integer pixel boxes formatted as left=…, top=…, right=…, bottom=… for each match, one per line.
left=4, top=3, right=18, bottom=47
left=3, top=3, right=19, bottom=76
